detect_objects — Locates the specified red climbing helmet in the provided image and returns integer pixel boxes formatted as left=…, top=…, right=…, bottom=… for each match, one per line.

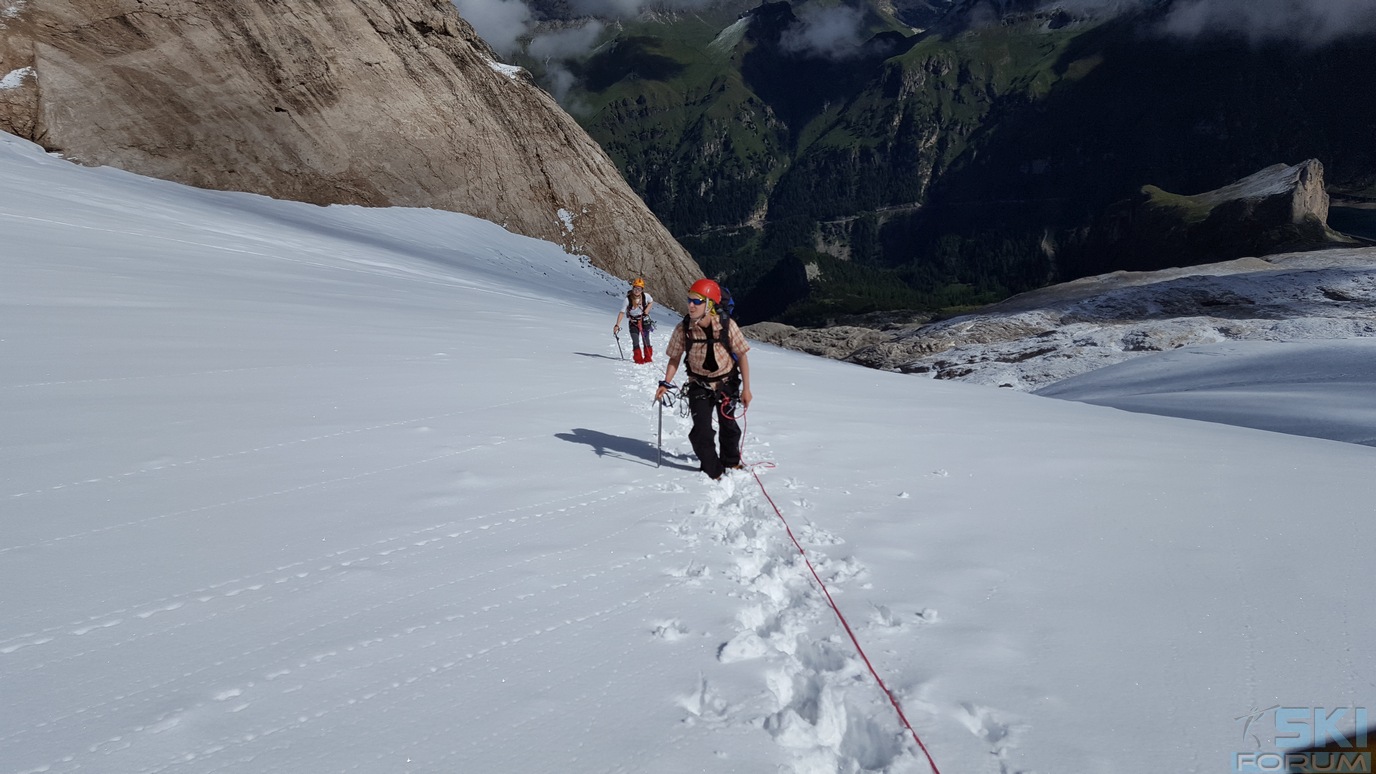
left=688, top=278, right=721, bottom=304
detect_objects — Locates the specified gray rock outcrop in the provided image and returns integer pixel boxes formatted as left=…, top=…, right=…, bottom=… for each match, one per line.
left=857, top=248, right=1376, bottom=389
left=1069, top=159, right=1357, bottom=273
left=0, top=0, right=699, bottom=307
left=742, top=321, right=893, bottom=360
left=1187, top=159, right=1331, bottom=226
left=746, top=246, right=1376, bottom=390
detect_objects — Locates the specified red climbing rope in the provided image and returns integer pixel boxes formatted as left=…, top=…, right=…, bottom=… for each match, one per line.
left=739, top=409, right=942, bottom=774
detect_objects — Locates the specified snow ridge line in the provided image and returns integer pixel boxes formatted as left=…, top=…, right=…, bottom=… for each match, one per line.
left=742, top=457, right=942, bottom=774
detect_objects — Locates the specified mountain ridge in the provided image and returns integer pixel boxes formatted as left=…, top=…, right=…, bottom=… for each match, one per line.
left=514, top=0, right=1376, bottom=322
left=0, top=0, right=702, bottom=307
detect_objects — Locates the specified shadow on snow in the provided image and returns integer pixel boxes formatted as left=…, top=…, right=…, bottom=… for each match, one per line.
left=555, top=428, right=697, bottom=470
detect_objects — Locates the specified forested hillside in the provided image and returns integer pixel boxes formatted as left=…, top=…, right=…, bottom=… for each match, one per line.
left=516, top=0, right=1376, bottom=324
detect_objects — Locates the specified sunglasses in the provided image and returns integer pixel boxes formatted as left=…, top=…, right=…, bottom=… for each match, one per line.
left=687, top=296, right=707, bottom=305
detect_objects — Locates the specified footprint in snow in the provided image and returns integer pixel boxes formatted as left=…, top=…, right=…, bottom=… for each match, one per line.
left=869, top=604, right=903, bottom=629
left=651, top=619, right=689, bottom=641
left=667, top=560, right=709, bottom=580
left=678, top=675, right=730, bottom=723
left=957, top=702, right=1022, bottom=753
left=717, top=630, right=769, bottom=663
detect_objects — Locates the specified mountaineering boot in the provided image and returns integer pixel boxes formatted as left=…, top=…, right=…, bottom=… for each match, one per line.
left=645, top=345, right=654, bottom=362
left=633, top=348, right=644, bottom=364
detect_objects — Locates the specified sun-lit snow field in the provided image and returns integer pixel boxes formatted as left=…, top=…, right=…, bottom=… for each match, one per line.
left=1038, top=337, right=1376, bottom=446
left=3, top=133, right=1374, bottom=774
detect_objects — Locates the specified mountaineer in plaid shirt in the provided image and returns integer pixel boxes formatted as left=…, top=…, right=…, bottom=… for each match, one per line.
left=653, top=279, right=753, bottom=480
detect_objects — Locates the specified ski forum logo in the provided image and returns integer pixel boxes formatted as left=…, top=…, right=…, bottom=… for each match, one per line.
left=1233, top=705, right=1371, bottom=773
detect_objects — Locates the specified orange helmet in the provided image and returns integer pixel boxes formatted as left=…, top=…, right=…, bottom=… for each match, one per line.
left=689, top=278, right=721, bottom=304
left=631, top=277, right=646, bottom=288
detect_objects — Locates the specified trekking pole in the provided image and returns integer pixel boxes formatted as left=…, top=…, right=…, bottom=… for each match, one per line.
left=613, top=328, right=625, bottom=360
left=654, top=381, right=675, bottom=468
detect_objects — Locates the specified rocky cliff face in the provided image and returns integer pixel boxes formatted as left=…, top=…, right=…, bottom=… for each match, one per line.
left=742, top=163, right=1369, bottom=383
left=0, top=0, right=699, bottom=307
left=1065, top=159, right=1357, bottom=275
left=1169, top=159, right=1330, bottom=224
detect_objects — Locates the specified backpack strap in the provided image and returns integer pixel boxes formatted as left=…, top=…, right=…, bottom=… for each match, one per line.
left=681, top=316, right=737, bottom=381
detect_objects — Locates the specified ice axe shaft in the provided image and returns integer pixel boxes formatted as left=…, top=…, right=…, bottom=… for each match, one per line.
left=654, top=383, right=675, bottom=467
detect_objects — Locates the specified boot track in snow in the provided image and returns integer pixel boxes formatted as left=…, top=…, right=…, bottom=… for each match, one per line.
left=616, top=333, right=946, bottom=774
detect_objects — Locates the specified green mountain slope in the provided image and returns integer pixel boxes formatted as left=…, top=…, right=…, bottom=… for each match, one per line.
left=520, top=0, right=1376, bottom=324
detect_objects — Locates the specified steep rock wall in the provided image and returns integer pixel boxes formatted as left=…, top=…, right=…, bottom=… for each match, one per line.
left=0, top=0, right=699, bottom=307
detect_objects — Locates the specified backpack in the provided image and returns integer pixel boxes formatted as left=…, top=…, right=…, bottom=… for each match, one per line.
left=719, top=286, right=735, bottom=320
left=626, top=289, right=650, bottom=315
left=626, top=290, right=655, bottom=330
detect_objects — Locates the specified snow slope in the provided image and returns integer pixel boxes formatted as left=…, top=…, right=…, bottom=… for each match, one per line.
left=4, top=133, right=1374, bottom=774
left=1038, top=338, right=1376, bottom=446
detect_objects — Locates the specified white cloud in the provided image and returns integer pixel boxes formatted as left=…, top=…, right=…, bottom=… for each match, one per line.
left=451, top=0, right=533, bottom=56
left=1160, top=0, right=1376, bottom=44
left=779, top=5, right=868, bottom=60
left=567, top=0, right=646, bottom=18
left=1043, top=0, right=1376, bottom=45
left=1048, top=0, right=1151, bottom=14
left=542, top=64, right=581, bottom=104
left=528, top=20, right=607, bottom=61
left=525, top=22, right=606, bottom=107
left=564, top=0, right=716, bottom=18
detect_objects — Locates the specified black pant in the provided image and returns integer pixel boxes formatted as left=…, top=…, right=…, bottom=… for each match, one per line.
left=686, top=375, right=741, bottom=479
left=629, top=318, right=651, bottom=350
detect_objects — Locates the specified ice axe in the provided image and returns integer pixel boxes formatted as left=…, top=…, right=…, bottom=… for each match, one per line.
left=613, top=327, right=625, bottom=360
left=654, top=381, right=676, bottom=468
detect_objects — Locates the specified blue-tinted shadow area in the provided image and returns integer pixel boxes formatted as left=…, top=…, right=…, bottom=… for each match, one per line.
left=555, top=428, right=697, bottom=470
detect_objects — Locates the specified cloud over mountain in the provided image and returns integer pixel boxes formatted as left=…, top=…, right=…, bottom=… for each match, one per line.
left=529, top=21, right=607, bottom=104
left=1160, top=0, right=1376, bottom=45
left=451, top=0, right=533, bottom=54
left=1048, top=0, right=1376, bottom=45
left=780, top=5, right=869, bottom=60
